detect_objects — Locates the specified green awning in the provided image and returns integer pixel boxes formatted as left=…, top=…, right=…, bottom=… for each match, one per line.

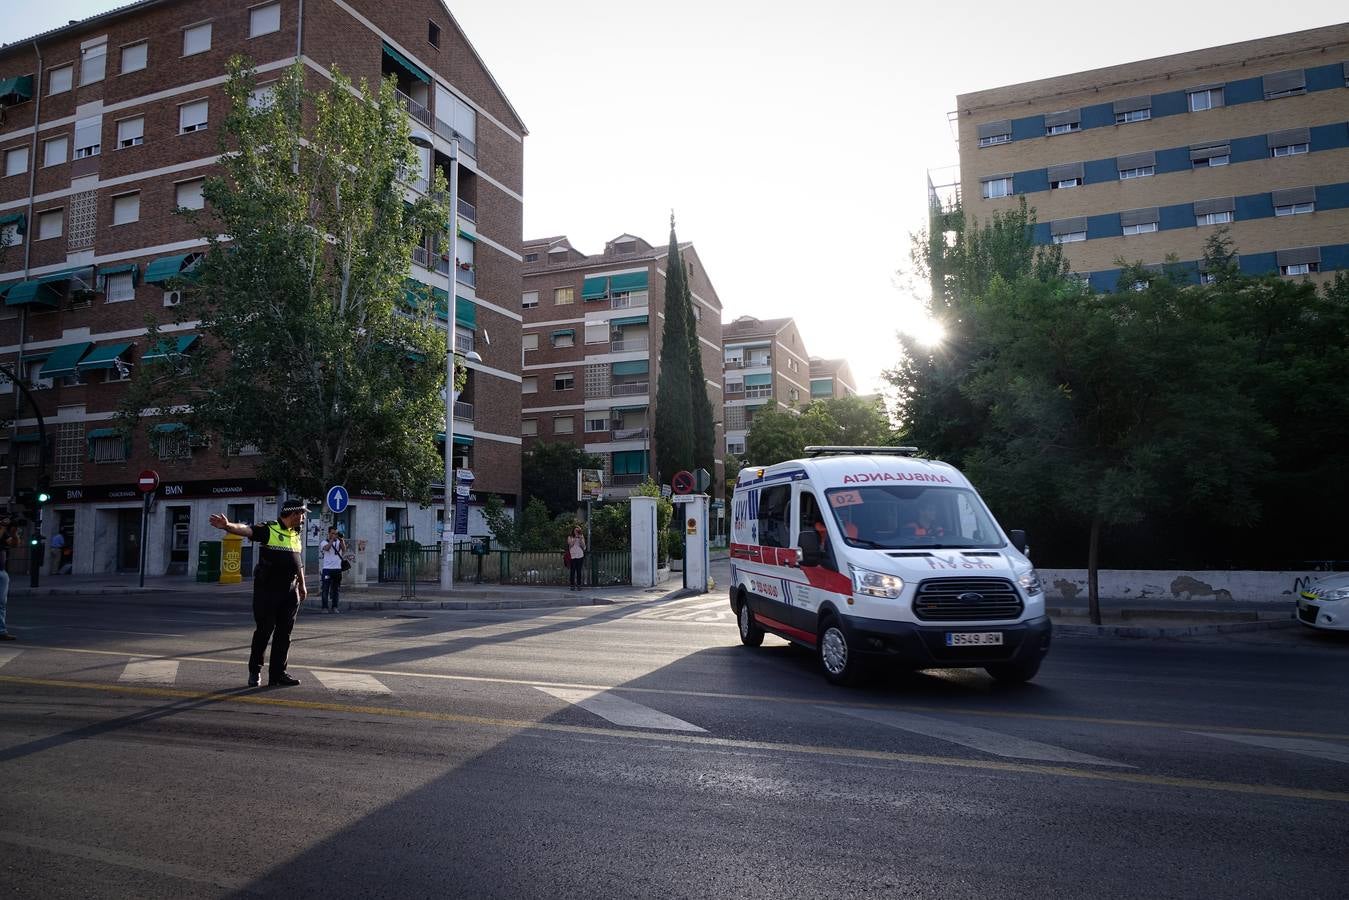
left=87, top=428, right=119, bottom=440
left=143, top=253, right=201, bottom=284
left=456, top=296, right=475, bottom=329
left=38, top=342, right=93, bottom=378
left=610, top=314, right=648, bottom=327
left=141, top=334, right=199, bottom=362
left=612, top=359, right=649, bottom=376
left=76, top=342, right=133, bottom=371
left=611, top=404, right=648, bottom=413
left=4, top=280, right=61, bottom=307
left=608, top=271, right=648, bottom=293
left=12, top=433, right=40, bottom=444
left=0, top=212, right=25, bottom=234
left=0, top=75, right=33, bottom=104
left=434, top=432, right=474, bottom=445
left=383, top=43, right=430, bottom=84
left=457, top=229, right=476, bottom=242
left=154, top=423, right=187, bottom=433
left=551, top=328, right=574, bottom=338
left=98, top=263, right=138, bottom=279
left=581, top=276, right=608, bottom=300
left=744, top=373, right=772, bottom=386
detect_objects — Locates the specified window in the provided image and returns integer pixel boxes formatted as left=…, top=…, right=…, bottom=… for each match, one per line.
left=981, top=176, right=1011, bottom=199
left=978, top=133, right=1010, bottom=147
left=1052, top=231, right=1085, bottom=244
left=176, top=179, right=205, bottom=210
left=112, top=192, right=140, bottom=225
left=522, top=333, right=538, bottom=352
left=25, top=360, right=52, bottom=391
left=554, top=373, right=574, bottom=391
left=1115, top=108, right=1150, bottom=124
left=248, top=86, right=275, bottom=110
left=554, top=286, right=574, bottom=305
left=1281, top=263, right=1316, bottom=276
left=1199, top=272, right=1217, bottom=286
left=524, top=253, right=539, bottom=262
left=553, top=415, right=574, bottom=435
left=552, top=331, right=574, bottom=349
left=43, top=136, right=68, bottom=167
left=92, top=434, right=126, bottom=463
left=116, top=116, right=144, bottom=148
left=121, top=41, right=147, bottom=74
left=522, top=375, right=537, bottom=393
left=521, top=290, right=539, bottom=309
left=1195, top=154, right=1228, bottom=167
left=1275, top=202, right=1314, bottom=217
left=0, top=222, right=19, bottom=247
left=727, top=440, right=745, bottom=456
left=1197, top=211, right=1233, bottom=226
left=1050, top=177, right=1079, bottom=189
left=1263, top=70, right=1305, bottom=100
left=74, top=116, right=101, bottom=158
left=183, top=22, right=212, bottom=56
left=4, top=147, right=27, bottom=177
left=428, top=21, right=441, bottom=47
left=521, top=419, right=537, bottom=437
left=1271, top=143, right=1309, bottom=157
left=38, top=209, right=63, bottom=240
left=49, top=64, right=73, bottom=95
left=105, top=271, right=135, bottom=302
left=80, top=40, right=107, bottom=85
left=1047, top=121, right=1079, bottom=135
left=725, top=379, right=743, bottom=394
left=585, top=416, right=608, bottom=433
left=1119, top=166, right=1154, bottom=180
left=158, top=430, right=191, bottom=460
left=1188, top=88, right=1222, bottom=111
left=249, top=3, right=281, bottom=38
left=179, top=100, right=208, bottom=133
left=756, top=485, right=792, bottom=549
left=584, top=323, right=609, bottom=345
left=1122, top=222, right=1158, bottom=235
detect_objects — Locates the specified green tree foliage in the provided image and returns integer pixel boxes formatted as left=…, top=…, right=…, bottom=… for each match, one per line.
left=120, top=61, right=456, bottom=502
left=633, top=477, right=674, bottom=565
left=586, top=502, right=630, bottom=551
left=682, top=258, right=717, bottom=486
left=654, top=221, right=695, bottom=482
left=521, top=441, right=603, bottom=517
left=481, top=494, right=517, bottom=549
left=746, top=397, right=896, bottom=465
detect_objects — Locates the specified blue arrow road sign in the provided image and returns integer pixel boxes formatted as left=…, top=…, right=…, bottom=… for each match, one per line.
left=326, top=485, right=349, bottom=514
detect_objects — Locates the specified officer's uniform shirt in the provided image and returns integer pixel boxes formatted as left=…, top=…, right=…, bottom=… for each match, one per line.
left=248, top=521, right=303, bottom=594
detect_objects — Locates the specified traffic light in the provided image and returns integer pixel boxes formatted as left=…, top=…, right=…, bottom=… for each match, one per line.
left=36, top=477, right=51, bottom=506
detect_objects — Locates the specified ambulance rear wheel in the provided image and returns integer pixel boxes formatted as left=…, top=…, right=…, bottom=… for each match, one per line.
left=738, top=597, right=764, bottom=647
left=818, top=618, right=864, bottom=685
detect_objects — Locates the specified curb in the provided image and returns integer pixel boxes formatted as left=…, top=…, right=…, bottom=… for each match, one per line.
left=1055, top=618, right=1298, bottom=638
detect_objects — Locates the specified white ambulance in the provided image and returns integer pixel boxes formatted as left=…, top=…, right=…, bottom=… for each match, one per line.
left=729, top=447, right=1051, bottom=685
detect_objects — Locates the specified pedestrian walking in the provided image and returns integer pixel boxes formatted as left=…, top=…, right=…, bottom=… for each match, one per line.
left=0, top=515, right=17, bottom=640
left=319, top=526, right=347, bottom=613
left=209, top=499, right=308, bottom=687
left=565, top=525, right=586, bottom=591
left=49, top=530, right=65, bottom=574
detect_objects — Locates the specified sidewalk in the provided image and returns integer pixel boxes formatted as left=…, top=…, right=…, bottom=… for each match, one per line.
left=1046, top=595, right=1298, bottom=638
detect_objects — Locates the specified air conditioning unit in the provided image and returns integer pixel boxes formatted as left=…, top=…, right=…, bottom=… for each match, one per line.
left=163, top=290, right=183, bottom=307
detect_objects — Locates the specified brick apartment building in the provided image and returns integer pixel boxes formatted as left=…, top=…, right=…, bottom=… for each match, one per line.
left=951, top=23, right=1349, bottom=289
left=808, top=357, right=857, bottom=402
left=0, top=0, right=524, bottom=576
left=520, top=232, right=724, bottom=500
left=721, top=315, right=810, bottom=457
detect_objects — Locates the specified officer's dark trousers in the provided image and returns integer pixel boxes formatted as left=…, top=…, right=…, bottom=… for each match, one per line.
left=250, top=586, right=299, bottom=677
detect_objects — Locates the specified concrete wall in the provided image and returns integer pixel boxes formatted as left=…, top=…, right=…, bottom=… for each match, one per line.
left=1039, top=569, right=1326, bottom=603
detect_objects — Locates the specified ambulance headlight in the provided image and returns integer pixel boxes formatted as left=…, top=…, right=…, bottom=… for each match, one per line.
left=1016, top=567, right=1044, bottom=597
left=1310, top=586, right=1349, bottom=602
left=850, top=566, right=904, bottom=600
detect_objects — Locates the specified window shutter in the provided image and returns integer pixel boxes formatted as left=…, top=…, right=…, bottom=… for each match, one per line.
left=1192, top=197, right=1235, bottom=216
left=1112, top=96, right=1150, bottom=114
left=980, top=172, right=1012, bottom=184
left=1262, top=69, right=1305, bottom=97
left=1050, top=217, right=1087, bottom=235
left=1044, top=109, right=1080, bottom=127
left=1116, top=151, right=1156, bottom=170
left=1276, top=247, right=1320, bottom=266
left=1047, top=162, right=1084, bottom=181
left=1267, top=127, right=1310, bottom=148
left=1271, top=186, right=1316, bottom=207
left=1189, top=143, right=1230, bottom=162
left=1119, top=208, right=1160, bottom=227
left=977, top=119, right=1011, bottom=139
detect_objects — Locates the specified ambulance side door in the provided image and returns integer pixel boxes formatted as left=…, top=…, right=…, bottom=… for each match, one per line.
left=747, top=483, right=794, bottom=625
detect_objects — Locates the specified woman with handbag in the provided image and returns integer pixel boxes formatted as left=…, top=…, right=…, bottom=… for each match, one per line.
left=565, top=525, right=586, bottom=591
left=320, top=526, right=349, bottom=613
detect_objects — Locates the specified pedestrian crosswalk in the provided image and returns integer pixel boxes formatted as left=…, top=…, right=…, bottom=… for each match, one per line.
left=118, top=659, right=180, bottom=685
left=535, top=686, right=706, bottom=732
left=1189, top=731, right=1349, bottom=766
left=631, top=597, right=734, bottom=625
left=309, top=669, right=392, bottom=695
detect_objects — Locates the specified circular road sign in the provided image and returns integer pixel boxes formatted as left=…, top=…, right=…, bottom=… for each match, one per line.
left=137, top=469, right=160, bottom=494
left=326, top=484, right=349, bottom=514
left=672, top=470, right=695, bottom=495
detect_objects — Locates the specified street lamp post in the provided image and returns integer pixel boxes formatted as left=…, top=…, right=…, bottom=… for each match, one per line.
left=410, top=129, right=479, bottom=591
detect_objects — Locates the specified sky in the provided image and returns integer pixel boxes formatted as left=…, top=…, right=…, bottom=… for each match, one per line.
left=5, top=1, right=1347, bottom=397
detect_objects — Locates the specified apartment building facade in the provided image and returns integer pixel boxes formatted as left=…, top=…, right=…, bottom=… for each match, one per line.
left=0, top=0, right=524, bottom=576
left=520, top=232, right=724, bottom=499
left=808, top=357, right=857, bottom=402
left=955, top=23, right=1349, bottom=289
left=721, top=315, right=811, bottom=457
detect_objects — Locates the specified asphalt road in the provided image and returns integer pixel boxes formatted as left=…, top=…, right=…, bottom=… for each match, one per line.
left=2, top=589, right=1347, bottom=899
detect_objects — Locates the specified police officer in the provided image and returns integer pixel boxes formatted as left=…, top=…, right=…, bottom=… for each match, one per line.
left=209, top=498, right=309, bottom=687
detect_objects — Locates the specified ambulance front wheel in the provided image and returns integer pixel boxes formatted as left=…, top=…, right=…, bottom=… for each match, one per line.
left=737, top=595, right=764, bottom=647
left=818, top=617, right=865, bottom=686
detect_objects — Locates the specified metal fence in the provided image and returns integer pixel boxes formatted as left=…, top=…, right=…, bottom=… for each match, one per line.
left=378, top=543, right=631, bottom=586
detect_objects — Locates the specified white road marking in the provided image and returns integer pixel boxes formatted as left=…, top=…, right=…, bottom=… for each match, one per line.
left=828, top=706, right=1134, bottom=768
left=118, top=659, right=181, bottom=685
left=1190, top=731, right=1349, bottom=766
left=536, top=686, right=706, bottom=732
left=0, top=647, right=20, bottom=668
left=309, top=669, right=392, bottom=694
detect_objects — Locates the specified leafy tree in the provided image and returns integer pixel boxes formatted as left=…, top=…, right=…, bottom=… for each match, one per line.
left=587, top=502, right=631, bottom=551
left=481, top=494, right=517, bottom=549
left=744, top=407, right=803, bottom=465
left=746, top=397, right=896, bottom=465
left=521, top=441, right=603, bottom=517
left=654, top=220, right=695, bottom=482
left=120, top=60, right=455, bottom=502
left=682, top=257, right=716, bottom=487
left=633, top=477, right=674, bottom=565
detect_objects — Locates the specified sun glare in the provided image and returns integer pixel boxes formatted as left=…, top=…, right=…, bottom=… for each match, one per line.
left=905, top=318, right=946, bottom=348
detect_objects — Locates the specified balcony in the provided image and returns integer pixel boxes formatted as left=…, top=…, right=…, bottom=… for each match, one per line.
left=412, top=246, right=429, bottom=268
left=611, top=381, right=649, bottom=397
left=458, top=198, right=476, bottom=222
left=453, top=332, right=474, bottom=354
left=745, top=385, right=773, bottom=400
left=612, top=426, right=649, bottom=441
left=611, top=293, right=648, bottom=310
left=724, top=385, right=745, bottom=397
left=456, top=265, right=476, bottom=288
left=453, top=400, right=474, bottom=421
left=433, top=118, right=477, bottom=158
left=724, top=356, right=771, bottom=369
left=610, top=473, right=647, bottom=486
left=434, top=254, right=450, bottom=276
left=397, top=89, right=433, bottom=128
left=610, top=337, right=648, bottom=353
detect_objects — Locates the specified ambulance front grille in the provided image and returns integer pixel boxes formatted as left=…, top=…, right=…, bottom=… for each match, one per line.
left=913, top=577, right=1023, bottom=622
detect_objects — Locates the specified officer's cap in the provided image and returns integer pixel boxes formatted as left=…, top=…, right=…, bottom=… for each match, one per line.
left=280, top=498, right=308, bottom=516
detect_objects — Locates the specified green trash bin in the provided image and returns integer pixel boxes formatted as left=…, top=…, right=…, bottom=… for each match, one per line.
left=197, top=540, right=222, bottom=582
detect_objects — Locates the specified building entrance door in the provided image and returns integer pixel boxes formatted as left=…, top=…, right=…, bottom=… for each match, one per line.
left=168, top=506, right=191, bottom=574
left=117, top=509, right=142, bottom=573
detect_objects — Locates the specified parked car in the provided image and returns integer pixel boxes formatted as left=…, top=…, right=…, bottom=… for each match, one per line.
left=1297, top=573, right=1349, bottom=632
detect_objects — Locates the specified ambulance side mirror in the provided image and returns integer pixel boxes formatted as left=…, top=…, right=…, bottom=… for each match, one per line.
left=797, top=530, right=822, bottom=567
left=1009, top=529, right=1029, bottom=555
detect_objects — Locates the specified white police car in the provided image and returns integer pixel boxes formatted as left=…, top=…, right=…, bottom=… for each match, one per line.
left=1298, top=573, right=1349, bottom=632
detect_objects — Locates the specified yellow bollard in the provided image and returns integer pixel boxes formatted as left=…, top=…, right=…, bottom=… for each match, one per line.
left=220, top=533, right=243, bottom=584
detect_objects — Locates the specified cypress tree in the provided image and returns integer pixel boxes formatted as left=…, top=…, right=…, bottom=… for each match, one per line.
left=653, top=216, right=696, bottom=483
left=684, top=256, right=717, bottom=486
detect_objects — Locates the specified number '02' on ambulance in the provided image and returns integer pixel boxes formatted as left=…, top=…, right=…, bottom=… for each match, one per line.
left=729, top=447, right=1051, bottom=685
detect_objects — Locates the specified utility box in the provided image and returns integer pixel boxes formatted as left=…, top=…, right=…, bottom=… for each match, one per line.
left=196, top=540, right=222, bottom=583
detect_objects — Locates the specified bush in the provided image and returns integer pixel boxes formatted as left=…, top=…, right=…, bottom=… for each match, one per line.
left=481, top=494, right=517, bottom=549
left=587, top=502, right=630, bottom=551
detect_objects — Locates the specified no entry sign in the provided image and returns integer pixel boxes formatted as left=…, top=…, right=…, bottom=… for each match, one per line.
left=137, top=469, right=160, bottom=494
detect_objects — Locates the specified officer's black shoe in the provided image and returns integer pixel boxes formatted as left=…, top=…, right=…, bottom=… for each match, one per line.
left=247, top=672, right=261, bottom=687
left=268, top=672, right=301, bottom=687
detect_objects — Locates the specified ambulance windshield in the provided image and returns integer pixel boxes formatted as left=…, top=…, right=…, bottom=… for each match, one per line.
left=824, top=485, right=1003, bottom=550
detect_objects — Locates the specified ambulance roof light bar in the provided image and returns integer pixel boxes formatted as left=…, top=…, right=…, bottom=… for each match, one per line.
left=804, top=446, right=920, bottom=458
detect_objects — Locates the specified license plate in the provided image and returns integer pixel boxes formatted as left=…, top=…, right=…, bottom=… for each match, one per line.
left=945, top=632, right=1004, bottom=647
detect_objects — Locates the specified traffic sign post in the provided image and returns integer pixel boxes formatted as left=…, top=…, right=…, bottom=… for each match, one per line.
left=136, top=470, right=160, bottom=589
left=325, top=485, right=349, bottom=514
